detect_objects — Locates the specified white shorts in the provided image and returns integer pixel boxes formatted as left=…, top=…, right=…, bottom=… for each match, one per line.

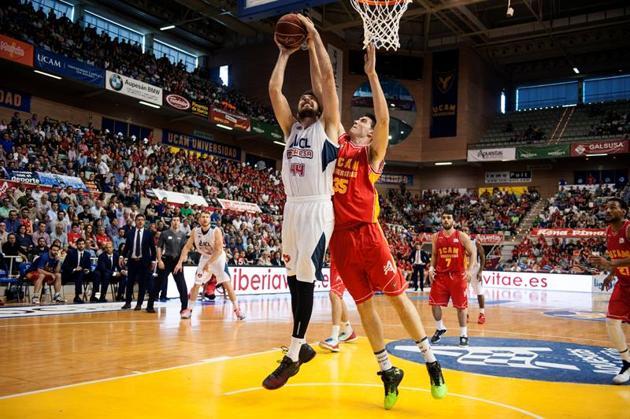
left=282, top=196, right=334, bottom=283
left=469, top=264, right=483, bottom=295
left=195, top=252, right=230, bottom=286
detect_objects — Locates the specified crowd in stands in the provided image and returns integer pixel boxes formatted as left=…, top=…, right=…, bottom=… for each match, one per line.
left=384, top=186, right=539, bottom=236
left=1, top=0, right=276, bottom=123
left=587, top=106, right=630, bottom=138
left=504, top=123, right=545, bottom=144
left=501, top=235, right=606, bottom=274
left=533, top=185, right=615, bottom=229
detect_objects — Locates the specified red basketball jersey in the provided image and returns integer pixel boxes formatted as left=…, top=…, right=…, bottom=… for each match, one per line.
left=606, top=220, right=630, bottom=284
left=435, top=230, right=466, bottom=274
left=332, top=133, right=382, bottom=230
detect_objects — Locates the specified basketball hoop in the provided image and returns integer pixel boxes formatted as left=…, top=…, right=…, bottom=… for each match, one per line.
left=350, top=0, right=412, bottom=51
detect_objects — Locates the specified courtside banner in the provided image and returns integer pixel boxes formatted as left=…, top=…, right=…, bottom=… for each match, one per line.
left=377, top=173, right=413, bottom=185
left=152, top=189, right=208, bottom=207
left=0, top=87, right=31, bottom=112
left=481, top=271, right=592, bottom=292
left=36, top=172, right=88, bottom=190
left=162, top=129, right=241, bottom=160
left=106, top=71, right=162, bottom=105
left=182, top=266, right=331, bottom=295
left=210, top=106, right=251, bottom=132
left=571, top=140, right=629, bottom=156
left=35, top=48, right=104, bottom=87
left=0, top=35, right=33, bottom=66
left=530, top=228, right=606, bottom=238
left=467, top=147, right=516, bottom=162
left=416, top=233, right=502, bottom=244
left=191, top=101, right=209, bottom=118
left=218, top=199, right=262, bottom=213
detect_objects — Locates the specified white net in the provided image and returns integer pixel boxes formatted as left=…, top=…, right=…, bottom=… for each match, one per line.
left=350, top=0, right=412, bottom=51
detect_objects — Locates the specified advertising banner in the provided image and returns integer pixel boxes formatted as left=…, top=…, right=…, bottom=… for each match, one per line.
left=485, top=170, right=532, bottom=184
left=251, top=120, right=284, bottom=141
left=517, top=144, right=569, bottom=160
left=481, top=271, right=592, bottom=292
left=191, top=101, right=209, bottom=118
left=0, top=87, right=31, bottom=112
left=416, top=233, right=503, bottom=245
left=0, top=35, right=33, bottom=66
left=430, top=49, right=458, bottom=138
left=35, top=48, right=104, bottom=87
left=181, top=266, right=331, bottom=296
left=217, top=199, right=262, bottom=213
left=164, top=94, right=191, bottom=111
left=36, top=172, right=88, bottom=190
left=571, top=140, right=629, bottom=156
left=530, top=228, right=606, bottom=238
left=377, top=173, right=414, bottom=185
left=162, top=130, right=241, bottom=160
left=151, top=189, right=208, bottom=207
left=467, top=148, right=516, bottom=162
left=105, top=71, right=162, bottom=105
left=6, top=170, right=39, bottom=185
left=210, top=106, right=251, bottom=131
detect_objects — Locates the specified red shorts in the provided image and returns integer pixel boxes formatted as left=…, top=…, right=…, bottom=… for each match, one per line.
left=607, top=282, right=630, bottom=322
left=329, top=260, right=346, bottom=298
left=429, top=272, right=468, bottom=309
left=25, top=271, right=56, bottom=285
left=330, top=223, right=406, bottom=304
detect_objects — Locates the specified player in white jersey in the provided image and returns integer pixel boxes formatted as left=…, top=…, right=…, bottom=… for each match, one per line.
left=463, top=227, right=486, bottom=325
left=174, top=211, right=245, bottom=320
left=262, top=15, right=343, bottom=390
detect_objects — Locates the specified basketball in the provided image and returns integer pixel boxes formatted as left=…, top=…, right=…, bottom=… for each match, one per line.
left=275, top=14, right=307, bottom=49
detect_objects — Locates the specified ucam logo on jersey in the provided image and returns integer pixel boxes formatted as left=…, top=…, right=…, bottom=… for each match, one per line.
left=386, top=337, right=622, bottom=384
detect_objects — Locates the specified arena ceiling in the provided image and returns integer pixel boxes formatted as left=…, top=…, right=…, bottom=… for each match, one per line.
left=97, top=0, right=630, bottom=81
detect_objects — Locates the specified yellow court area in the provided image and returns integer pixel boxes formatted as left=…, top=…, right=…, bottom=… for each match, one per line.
left=0, top=291, right=629, bottom=418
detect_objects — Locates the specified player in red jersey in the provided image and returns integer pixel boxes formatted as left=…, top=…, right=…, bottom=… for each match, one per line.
left=327, top=44, right=446, bottom=410
left=428, top=212, right=476, bottom=347
left=319, top=258, right=357, bottom=352
left=589, top=198, right=630, bottom=384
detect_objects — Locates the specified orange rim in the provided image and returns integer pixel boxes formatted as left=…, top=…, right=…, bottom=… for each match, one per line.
left=357, top=0, right=407, bottom=5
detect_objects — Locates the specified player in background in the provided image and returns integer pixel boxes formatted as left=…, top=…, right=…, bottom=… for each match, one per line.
left=324, top=40, right=447, bottom=408
left=429, top=212, right=477, bottom=347
left=319, top=258, right=357, bottom=352
left=262, top=14, right=340, bottom=390
left=462, top=227, right=486, bottom=324
left=174, top=212, right=245, bottom=320
left=589, top=198, right=630, bottom=384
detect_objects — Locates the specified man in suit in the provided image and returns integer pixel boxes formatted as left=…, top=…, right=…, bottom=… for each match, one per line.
left=120, top=214, right=156, bottom=310
left=62, top=238, right=93, bottom=303
left=92, top=241, right=126, bottom=303
left=410, top=243, right=430, bottom=292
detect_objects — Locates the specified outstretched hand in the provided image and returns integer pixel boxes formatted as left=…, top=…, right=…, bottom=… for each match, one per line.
left=364, top=43, right=376, bottom=76
left=296, top=14, right=317, bottom=36
left=274, top=33, right=300, bottom=56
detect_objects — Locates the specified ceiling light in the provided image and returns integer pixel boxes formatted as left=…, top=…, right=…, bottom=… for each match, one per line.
left=160, top=25, right=176, bottom=31
left=434, top=161, right=452, bottom=166
left=273, top=141, right=286, bottom=146
left=139, top=100, right=160, bottom=109
left=34, top=70, right=61, bottom=80
left=573, top=67, right=580, bottom=74
left=216, top=124, right=233, bottom=131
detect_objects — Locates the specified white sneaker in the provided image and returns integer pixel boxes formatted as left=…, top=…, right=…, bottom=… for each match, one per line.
left=180, top=308, right=192, bottom=319
left=319, top=337, right=340, bottom=352
left=234, top=307, right=246, bottom=320
left=31, top=296, right=40, bottom=305
left=613, top=360, right=630, bottom=384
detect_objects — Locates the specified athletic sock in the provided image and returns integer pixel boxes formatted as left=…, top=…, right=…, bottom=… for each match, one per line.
left=436, top=319, right=445, bottom=330
left=343, top=321, right=353, bottom=335
left=620, top=348, right=630, bottom=363
left=331, top=325, right=340, bottom=341
left=287, top=337, right=305, bottom=362
left=416, top=337, right=437, bottom=363
left=479, top=308, right=485, bottom=314
left=460, top=326, right=468, bottom=337
left=374, top=349, right=393, bottom=371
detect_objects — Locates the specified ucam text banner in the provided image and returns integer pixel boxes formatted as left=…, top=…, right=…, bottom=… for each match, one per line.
left=481, top=271, right=592, bottom=292
left=162, top=130, right=241, bottom=160
left=106, top=71, right=162, bottom=105
left=177, top=266, right=330, bottom=297
left=35, top=48, right=104, bottom=87
left=467, top=147, right=516, bottom=162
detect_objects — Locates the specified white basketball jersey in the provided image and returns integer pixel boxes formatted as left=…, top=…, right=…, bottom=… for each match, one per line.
left=282, top=121, right=338, bottom=198
left=194, top=226, right=216, bottom=256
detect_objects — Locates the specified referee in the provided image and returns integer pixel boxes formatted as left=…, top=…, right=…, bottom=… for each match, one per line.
left=147, top=215, right=188, bottom=313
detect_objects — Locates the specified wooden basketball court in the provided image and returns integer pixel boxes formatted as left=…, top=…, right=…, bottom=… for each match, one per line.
left=0, top=289, right=627, bottom=418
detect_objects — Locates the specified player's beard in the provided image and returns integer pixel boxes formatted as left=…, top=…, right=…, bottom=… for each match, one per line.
left=298, top=108, right=317, bottom=120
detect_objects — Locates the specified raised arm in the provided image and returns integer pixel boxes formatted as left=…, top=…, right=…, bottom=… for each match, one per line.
left=298, top=15, right=340, bottom=143
left=307, top=35, right=323, bottom=103
left=364, top=43, right=390, bottom=168
left=269, top=39, right=299, bottom=138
